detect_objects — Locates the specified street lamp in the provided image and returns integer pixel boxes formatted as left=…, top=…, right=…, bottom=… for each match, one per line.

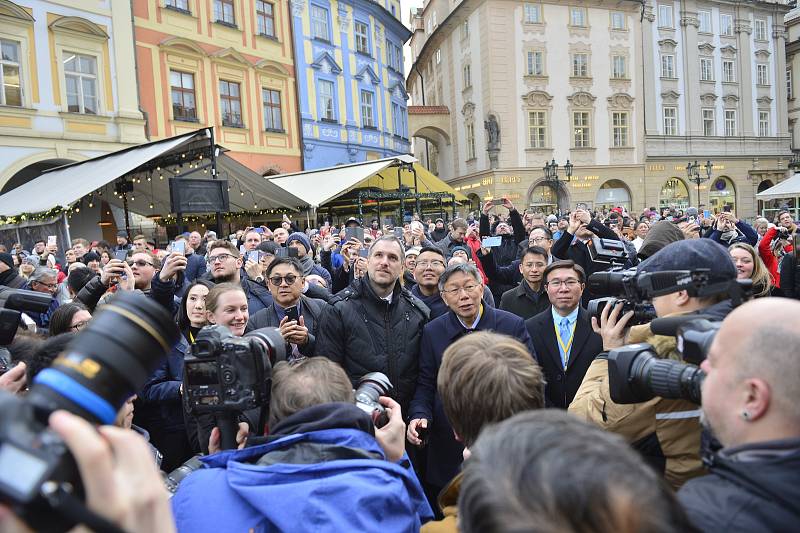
left=686, top=160, right=713, bottom=206
left=542, top=159, right=573, bottom=214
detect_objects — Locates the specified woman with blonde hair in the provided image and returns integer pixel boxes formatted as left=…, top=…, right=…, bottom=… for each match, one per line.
left=729, top=243, right=772, bottom=298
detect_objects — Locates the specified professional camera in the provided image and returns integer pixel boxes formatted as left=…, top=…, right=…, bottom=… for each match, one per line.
left=606, top=317, right=721, bottom=405
left=0, top=292, right=179, bottom=532
left=164, top=455, right=204, bottom=497
left=0, top=287, right=53, bottom=344
left=588, top=237, right=628, bottom=266
left=183, top=325, right=285, bottom=449
left=586, top=297, right=656, bottom=326
left=776, top=226, right=791, bottom=240
left=353, top=372, right=392, bottom=428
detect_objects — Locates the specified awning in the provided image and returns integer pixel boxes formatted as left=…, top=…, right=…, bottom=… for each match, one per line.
left=268, top=155, right=467, bottom=208
left=756, top=174, right=800, bottom=200
left=0, top=128, right=305, bottom=217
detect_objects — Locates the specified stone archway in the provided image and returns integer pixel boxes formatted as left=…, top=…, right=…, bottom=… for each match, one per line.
left=1, top=158, right=76, bottom=194
left=526, top=179, right=570, bottom=214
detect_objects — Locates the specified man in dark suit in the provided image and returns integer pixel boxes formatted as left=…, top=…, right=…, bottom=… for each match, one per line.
left=497, top=245, right=550, bottom=320
left=525, top=260, right=602, bottom=408
left=408, top=263, right=535, bottom=501
left=247, top=257, right=326, bottom=357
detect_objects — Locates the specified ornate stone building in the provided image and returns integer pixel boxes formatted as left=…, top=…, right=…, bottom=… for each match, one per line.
left=407, top=0, right=793, bottom=219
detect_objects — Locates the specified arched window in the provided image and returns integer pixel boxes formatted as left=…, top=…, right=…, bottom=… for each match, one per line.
left=595, top=179, right=631, bottom=211
left=708, top=176, right=736, bottom=213
left=659, top=178, right=690, bottom=210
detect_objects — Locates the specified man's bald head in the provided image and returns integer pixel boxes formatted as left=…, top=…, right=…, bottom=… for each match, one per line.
left=701, top=298, right=800, bottom=447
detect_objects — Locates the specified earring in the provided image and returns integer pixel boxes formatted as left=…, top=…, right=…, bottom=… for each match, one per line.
left=741, top=411, right=751, bottom=420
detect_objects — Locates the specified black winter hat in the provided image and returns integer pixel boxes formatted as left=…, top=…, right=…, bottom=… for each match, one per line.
left=637, top=238, right=736, bottom=281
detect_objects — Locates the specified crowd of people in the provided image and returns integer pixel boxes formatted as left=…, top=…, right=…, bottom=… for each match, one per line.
left=0, top=199, right=798, bottom=532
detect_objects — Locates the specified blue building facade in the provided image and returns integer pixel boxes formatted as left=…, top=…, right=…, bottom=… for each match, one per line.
left=289, top=0, right=411, bottom=169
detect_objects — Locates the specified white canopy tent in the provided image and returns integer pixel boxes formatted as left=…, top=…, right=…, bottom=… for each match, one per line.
left=755, top=173, right=800, bottom=201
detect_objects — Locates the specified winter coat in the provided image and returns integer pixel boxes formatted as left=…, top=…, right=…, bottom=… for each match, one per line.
left=0, top=268, right=26, bottom=289
left=707, top=221, right=758, bottom=247
left=758, top=226, right=793, bottom=288
left=678, top=439, right=800, bottom=532
left=172, top=403, right=433, bottom=533
left=314, top=276, right=430, bottom=412
left=136, top=335, right=191, bottom=434
left=499, top=281, right=550, bottom=321
left=246, top=295, right=327, bottom=356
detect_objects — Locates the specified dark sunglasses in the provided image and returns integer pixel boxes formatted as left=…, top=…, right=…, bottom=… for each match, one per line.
left=269, top=274, right=298, bottom=286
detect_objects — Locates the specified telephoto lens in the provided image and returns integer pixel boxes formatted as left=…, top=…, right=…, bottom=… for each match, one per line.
left=354, top=372, right=392, bottom=428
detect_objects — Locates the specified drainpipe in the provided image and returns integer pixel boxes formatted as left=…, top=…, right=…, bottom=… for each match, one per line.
left=130, top=3, right=150, bottom=140
left=287, top=2, right=305, bottom=171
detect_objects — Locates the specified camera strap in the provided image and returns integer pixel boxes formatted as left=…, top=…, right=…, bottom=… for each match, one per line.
left=41, top=481, right=126, bottom=533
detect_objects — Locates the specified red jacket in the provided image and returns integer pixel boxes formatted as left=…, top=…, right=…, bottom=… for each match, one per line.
left=466, top=234, right=489, bottom=284
left=758, top=226, right=793, bottom=288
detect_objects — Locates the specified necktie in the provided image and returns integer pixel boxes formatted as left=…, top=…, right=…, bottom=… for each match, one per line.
left=559, top=318, right=571, bottom=368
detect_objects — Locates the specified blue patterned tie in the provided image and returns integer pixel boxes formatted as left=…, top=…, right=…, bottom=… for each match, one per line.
left=559, top=318, right=571, bottom=368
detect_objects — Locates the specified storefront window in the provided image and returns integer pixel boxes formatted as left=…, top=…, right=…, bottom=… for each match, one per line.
left=708, top=176, right=735, bottom=213
left=659, top=178, right=690, bottom=210
left=595, top=179, right=631, bottom=211
left=528, top=183, right=558, bottom=213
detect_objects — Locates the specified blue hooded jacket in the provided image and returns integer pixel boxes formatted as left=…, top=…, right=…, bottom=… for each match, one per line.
left=172, top=404, right=433, bottom=532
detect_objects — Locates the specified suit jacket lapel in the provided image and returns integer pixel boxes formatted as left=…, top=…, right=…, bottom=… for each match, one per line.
left=539, top=313, right=563, bottom=371
left=568, top=309, right=592, bottom=370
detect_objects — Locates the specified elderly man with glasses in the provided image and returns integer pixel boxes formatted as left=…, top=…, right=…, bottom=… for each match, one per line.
left=246, top=257, right=328, bottom=357
left=24, top=266, right=61, bottom=329
left=408, top=262, right=535, bottom=507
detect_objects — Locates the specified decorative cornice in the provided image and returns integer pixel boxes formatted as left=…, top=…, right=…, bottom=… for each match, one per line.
left=756, top=96, right=773, bottom=106
left=522, top=90, right=553, bottom=108
left=310, top=51, right=343, bottom=75
left=462, top=102, right=476, bottom=119
left=754, top=49, right=771, bottom=60
left=697, top=42, right=715, bottom=54
left=720, top=44, right=737, bottom=58
left=722, top=94, right=739, bottom=105
left=700, top=93, right=718, bottom=106
left=734, top=18, right=751, bottom=35
left=568, top=91, right=596, bottom=107
left=658, top=38, right=678, bottom=51
left=354, top=64, right=380, bottom=85
left=607, top=92, right=634, bottom=109
left=661, top=90, right=680, bottom=104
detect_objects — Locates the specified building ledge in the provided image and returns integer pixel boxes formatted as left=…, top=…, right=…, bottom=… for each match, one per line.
left=408, top=105, right=450, bottom=115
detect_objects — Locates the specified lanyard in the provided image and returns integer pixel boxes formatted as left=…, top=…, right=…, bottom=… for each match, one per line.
left=553, top=321, right=576, bottom=367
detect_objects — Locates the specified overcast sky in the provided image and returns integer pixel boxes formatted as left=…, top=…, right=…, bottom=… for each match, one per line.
left=400, top=0, right=423, bottom=82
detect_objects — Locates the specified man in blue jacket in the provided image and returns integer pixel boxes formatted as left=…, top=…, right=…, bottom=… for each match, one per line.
left=407, top=263, right=536, bottom=503
left=172, top=357, right=433, bottom=532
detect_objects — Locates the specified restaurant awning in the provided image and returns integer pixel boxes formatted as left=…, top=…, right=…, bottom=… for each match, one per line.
left=267, top=155, right=467, bottom=208
left=756, top=173, right=800, bottom=201
left=0, top=128, right=305, bottom=217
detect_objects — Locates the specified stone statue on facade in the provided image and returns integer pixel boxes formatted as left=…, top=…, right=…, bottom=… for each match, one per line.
left=484, top=114, right=500, bottom=150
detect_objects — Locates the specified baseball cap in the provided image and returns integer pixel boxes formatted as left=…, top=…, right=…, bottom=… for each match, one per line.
left=637, top=238, right=736, bottom=281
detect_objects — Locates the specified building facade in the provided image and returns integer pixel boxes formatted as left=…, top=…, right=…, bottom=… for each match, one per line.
left=290, top=0, right=412, bottom=169
left=407, top=0, right=793, bottom=220
left=0, top=0, right=147, bottom=193
left=133, top=0, right=302, bottom=174
left=786, top=5, right=800, bottom=149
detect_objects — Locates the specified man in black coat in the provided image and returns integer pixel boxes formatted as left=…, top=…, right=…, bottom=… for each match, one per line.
left=315, top=236, right=429, bottom=412
left=677, top=298, right=800, bottom=531
left=497, top=246, right=550, bottom=320
left=247, top=257, right=327, bottom=357
left=525, top=260, right=602, bottom=408
left=0, top=253, right=26, bottom=288
left=479, top=198, right=526, bottom=301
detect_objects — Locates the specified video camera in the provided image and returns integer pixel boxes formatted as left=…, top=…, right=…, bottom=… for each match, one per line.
left=183, top=325, right=286, bottom=450
left=0, top=287, right=53, bottom=345
left=588, top=237, right=629, bottom=266
left=0, top=292, right=179, bottom=532
left=607, top=317, right=720, bottom=405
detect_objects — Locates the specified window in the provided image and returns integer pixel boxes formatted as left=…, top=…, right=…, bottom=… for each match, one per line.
left=720, top=14, right=733, bottom=36
left=256, top=1, right=275, bottom=37
left=754, top=19, right=767, bottom=41
left=610, top=12, right=625, bottom=30
left=219, top=80, right=242, bottom=127
left=310, top=5, right=330, bottom=41
left=658, top=4, right=673, bottom=28
left=663, top=106, right=677, bottom=135
left=435, top=49, right=441, bottom=64
left=698, top=10, right=712, bottom=33
left=572, top=53, right=589, bottom=77
left=759, top=111, right=770, bottom=137
left=462, top=64, right=471, bottom=87
left=360, top=90, right=375, bottom=128
left=724, top=109, right=736, bottom=136
left=354, top=21, right=370, bottom=55
left=573, top=111, right=590, bottom=147
left=702, top=108, right=715, bottom=136
left=661, top=54, right=675, bottom=78
left=433, top=11, right=437, bottom=27
left=318, top=79, right=335, bottom=121
left=166, top=0, right=189, bottom=11
left=612, top=112, right=628, bottom=147
left=214, top=0, right=235, bottom=25
left=170, top=70, right=196, bottom=121
left=64, top=53, right=97, bottom=114
left=722, top=60, right=735, bottom=82
left=700, top=57, right=714, bottom=81
left=612, top=55, right=626, bottom=79
left=528, top=111, right=546, bottom=148
left=524, top=3, right=541, bottom=24
left=392, top=102, right=407, bottom=137
left=262, top=89, right=282, bottom=131
left=570, top=7, right=586, bottom=27
left=387, top=41, right=402, bottom=72
left=426, top=17, right=431, bottom=34
left=527, top=51, right=544, bottom=76
left=757, top=64, right=769, bottom=86
left=0, top=40, right=22, bottom=107
left=465, top=121, right=476, bottom=159
left=788, top=67, right=793, bottom=99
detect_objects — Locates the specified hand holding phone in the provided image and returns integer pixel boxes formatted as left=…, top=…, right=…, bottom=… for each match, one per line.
left=285, top=305, right=299, bottom=322
left=481, top=236, right=502, bottom=247
left=172, top=240, right=186, bottom=255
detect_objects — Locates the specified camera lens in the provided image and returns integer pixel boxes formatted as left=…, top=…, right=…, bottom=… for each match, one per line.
left=28, top=292, right=179, bottom=425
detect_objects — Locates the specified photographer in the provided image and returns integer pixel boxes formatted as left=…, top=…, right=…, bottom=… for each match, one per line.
left=569, top=239, right=738, bottom=488
left=172, top=357, right=433, bottom=531
left=758, top=213, right=795, bottom=290
left=678, top=298, right=800, bottom=531
left=706, top=211, right=757, bottom=248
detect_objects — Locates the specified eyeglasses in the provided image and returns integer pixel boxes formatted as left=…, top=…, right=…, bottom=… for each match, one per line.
left=530, top=237, right=551, bottom=243
left=70, top=320, right=89, bottom=331
left=208, top=253, right=234, bottom=264
left=127, top=260, right=153, bottom=267
left=441, top=283, right=480, bottom=296
left=32, top=280, right=57, bottom=290
left=545, top=278, right=582, bottom=289
left=269, top=274, right=298, bottom=286
left=416, top=260, right=445, bottom=269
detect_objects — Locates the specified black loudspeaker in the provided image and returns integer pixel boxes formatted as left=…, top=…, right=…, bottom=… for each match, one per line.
left=169, top=178, right=230, bottom=214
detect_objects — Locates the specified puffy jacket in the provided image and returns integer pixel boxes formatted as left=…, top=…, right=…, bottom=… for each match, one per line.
left=314, top=275, right=429, bottom=412
left=758, top=226, right=793, bottom=288
left=678, top=440, right=800, bottom=532
left=172, top=403, right=434, bottom=533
